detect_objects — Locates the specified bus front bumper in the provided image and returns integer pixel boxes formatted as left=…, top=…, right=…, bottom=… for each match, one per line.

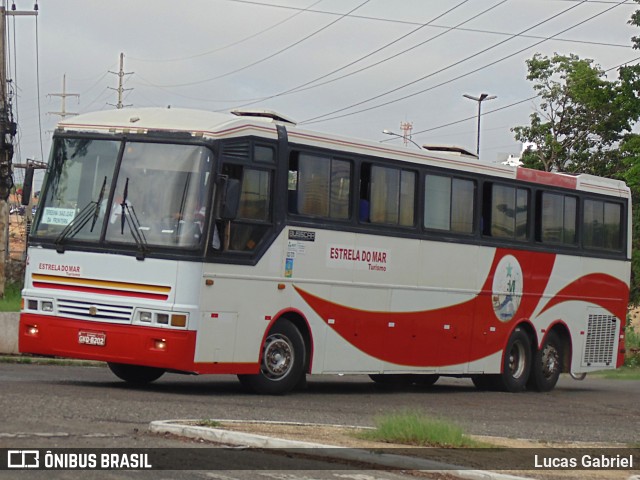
left=19, top=313, right=198, bottom=372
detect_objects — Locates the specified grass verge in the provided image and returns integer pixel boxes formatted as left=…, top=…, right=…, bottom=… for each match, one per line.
left=591, top=366, right=640, bottom=380
left=195, top=419, right=222, bottom=428
left=0, top=282, right=22, bottom=312
left=355, top=411, right=488, bottom=448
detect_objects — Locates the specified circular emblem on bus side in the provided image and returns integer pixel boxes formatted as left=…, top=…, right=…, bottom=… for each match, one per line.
left=491, top=255, right=523, bottom=322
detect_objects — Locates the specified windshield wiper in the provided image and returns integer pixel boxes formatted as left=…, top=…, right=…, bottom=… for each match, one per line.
left=55, top=176, right=108, bottom=253
left=119, top=177, right=149, bottom=260
left=90, top=176, right=108, bottom=232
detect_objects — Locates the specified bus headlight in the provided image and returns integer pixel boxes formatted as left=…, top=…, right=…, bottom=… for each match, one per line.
left=135, top=310, right=188, bottom=329
left=41, top=301, right=54, bottom=312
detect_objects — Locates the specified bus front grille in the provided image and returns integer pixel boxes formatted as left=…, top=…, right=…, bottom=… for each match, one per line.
left=57, top=299, right=133, bottom=323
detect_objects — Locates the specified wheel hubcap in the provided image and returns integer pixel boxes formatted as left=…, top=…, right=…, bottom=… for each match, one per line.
left=261, top=334, right=293, bottom=380
left=508, top=342, right=526, bottom=379
left=541, top=345, right=559, bottom=379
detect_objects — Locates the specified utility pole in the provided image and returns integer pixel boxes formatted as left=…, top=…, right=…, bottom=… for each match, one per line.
left=15, top=158, right=46, bottom=260
left=0, top=4, right=37, bottom=297
left=108, top=53, right=133, bottom=109
left=382, top=121, right=421, bottom=150
left=399, top=121, right=413, bottom=147
left=48, top=74, right=79, bottom=119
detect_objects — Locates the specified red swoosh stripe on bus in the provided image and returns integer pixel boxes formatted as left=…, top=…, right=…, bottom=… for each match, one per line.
left=536, top=273, right=628, bottom=322
left=294, top=250, right=624, bottom=367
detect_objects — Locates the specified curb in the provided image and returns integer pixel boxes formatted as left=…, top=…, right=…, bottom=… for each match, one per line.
left=149, top=419, right=534, bottom=480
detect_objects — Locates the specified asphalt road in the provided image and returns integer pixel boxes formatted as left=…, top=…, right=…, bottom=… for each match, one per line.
left=2, top=362, right=638, bottom=442
left=1, top=362, right=639, bottom=478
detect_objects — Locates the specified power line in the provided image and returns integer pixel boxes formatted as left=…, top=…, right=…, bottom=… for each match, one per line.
left=300, top=0, right=592, bottom=124
left=223, top=0, right=637, bottom=22
left=229, top=0, right=478, bottom=109
left=405, top=53, right=640, bottom=140
left=129, top=0, right=324, bottom=64
left=300, top=0, right=626, bottom=125
left=146, top=0, right=371, bottom=89
left=133, top=1, right=633, bottom=107
left=227, top=1, right=633, bottom=109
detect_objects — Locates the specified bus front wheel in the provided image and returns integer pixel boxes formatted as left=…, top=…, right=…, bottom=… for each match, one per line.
left=238, top=319, right=306, bottom=395
left=107, top=363, right=165, bottom=385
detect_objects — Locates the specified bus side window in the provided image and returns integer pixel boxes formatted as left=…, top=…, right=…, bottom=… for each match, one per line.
left=288, top=151, right=351, bottom=220
left=483, top=183, right=528, bottom=240
left=364, top=163, right=415, bottom=227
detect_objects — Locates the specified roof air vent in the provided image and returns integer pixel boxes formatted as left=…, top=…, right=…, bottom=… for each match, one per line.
left=231, top=108, right=297, bottom=125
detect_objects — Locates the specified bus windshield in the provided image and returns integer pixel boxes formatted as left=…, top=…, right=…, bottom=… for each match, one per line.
left=32, top=138, right=213, bottom=250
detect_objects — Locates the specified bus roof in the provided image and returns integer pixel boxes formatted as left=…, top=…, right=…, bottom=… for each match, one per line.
left=58, top=107, right=630, bottom=199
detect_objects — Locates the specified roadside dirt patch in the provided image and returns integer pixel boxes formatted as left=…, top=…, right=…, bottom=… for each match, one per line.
left=206, top=420, right=637, bottom=480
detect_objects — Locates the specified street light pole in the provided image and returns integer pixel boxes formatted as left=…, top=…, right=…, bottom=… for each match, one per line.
left=463, top=93, right=496, bottom=156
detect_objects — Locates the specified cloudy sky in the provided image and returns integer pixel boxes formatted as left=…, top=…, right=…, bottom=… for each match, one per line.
left=5, top=0, right=640, bottom=187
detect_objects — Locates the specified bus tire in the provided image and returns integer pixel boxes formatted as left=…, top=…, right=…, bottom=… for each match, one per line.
left=495, top=327, right=531, bottom=392
left=528, top=330, right=562, bottom=392
left=238, top=319, right=305, bottom=395
left=107, top=362, right=165, bottom=385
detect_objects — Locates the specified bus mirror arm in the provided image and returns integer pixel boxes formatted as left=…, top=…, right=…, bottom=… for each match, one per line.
left=21, top=165, right=35, bottom=206
left=223, top=220, right=231, bottom=251
left=219, top=177, right=241, bottom=221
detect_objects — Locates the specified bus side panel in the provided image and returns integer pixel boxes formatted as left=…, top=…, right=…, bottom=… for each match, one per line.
left=531, top=255, right=629, bottom=373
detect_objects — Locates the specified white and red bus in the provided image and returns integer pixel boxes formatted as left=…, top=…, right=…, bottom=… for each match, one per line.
left=19, top=107, right=631, bottom=394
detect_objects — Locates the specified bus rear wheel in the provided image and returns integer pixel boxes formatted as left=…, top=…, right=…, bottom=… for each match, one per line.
left=528, top=330, right=563, bottom=392
left=238, top=319, right=305, bottom=395
left=494, top=327, right=531, bottom=392
left=107, top=363, right=165, bottom=385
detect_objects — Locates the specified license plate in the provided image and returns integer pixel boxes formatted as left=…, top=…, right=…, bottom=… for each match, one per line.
left=78, top=331, right=106, bottom=347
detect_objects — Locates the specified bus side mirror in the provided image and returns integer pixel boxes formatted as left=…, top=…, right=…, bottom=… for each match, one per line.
left=220, top=177, right=241, bottom=220
left=21, top=165, right=35, bottom=206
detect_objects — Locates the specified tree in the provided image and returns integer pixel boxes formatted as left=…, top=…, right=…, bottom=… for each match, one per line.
left=631, top=0, right=640, bottom=50
left=512, top=54, right=640, bottom=175
left=513, top=1, right=640, bottom=304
